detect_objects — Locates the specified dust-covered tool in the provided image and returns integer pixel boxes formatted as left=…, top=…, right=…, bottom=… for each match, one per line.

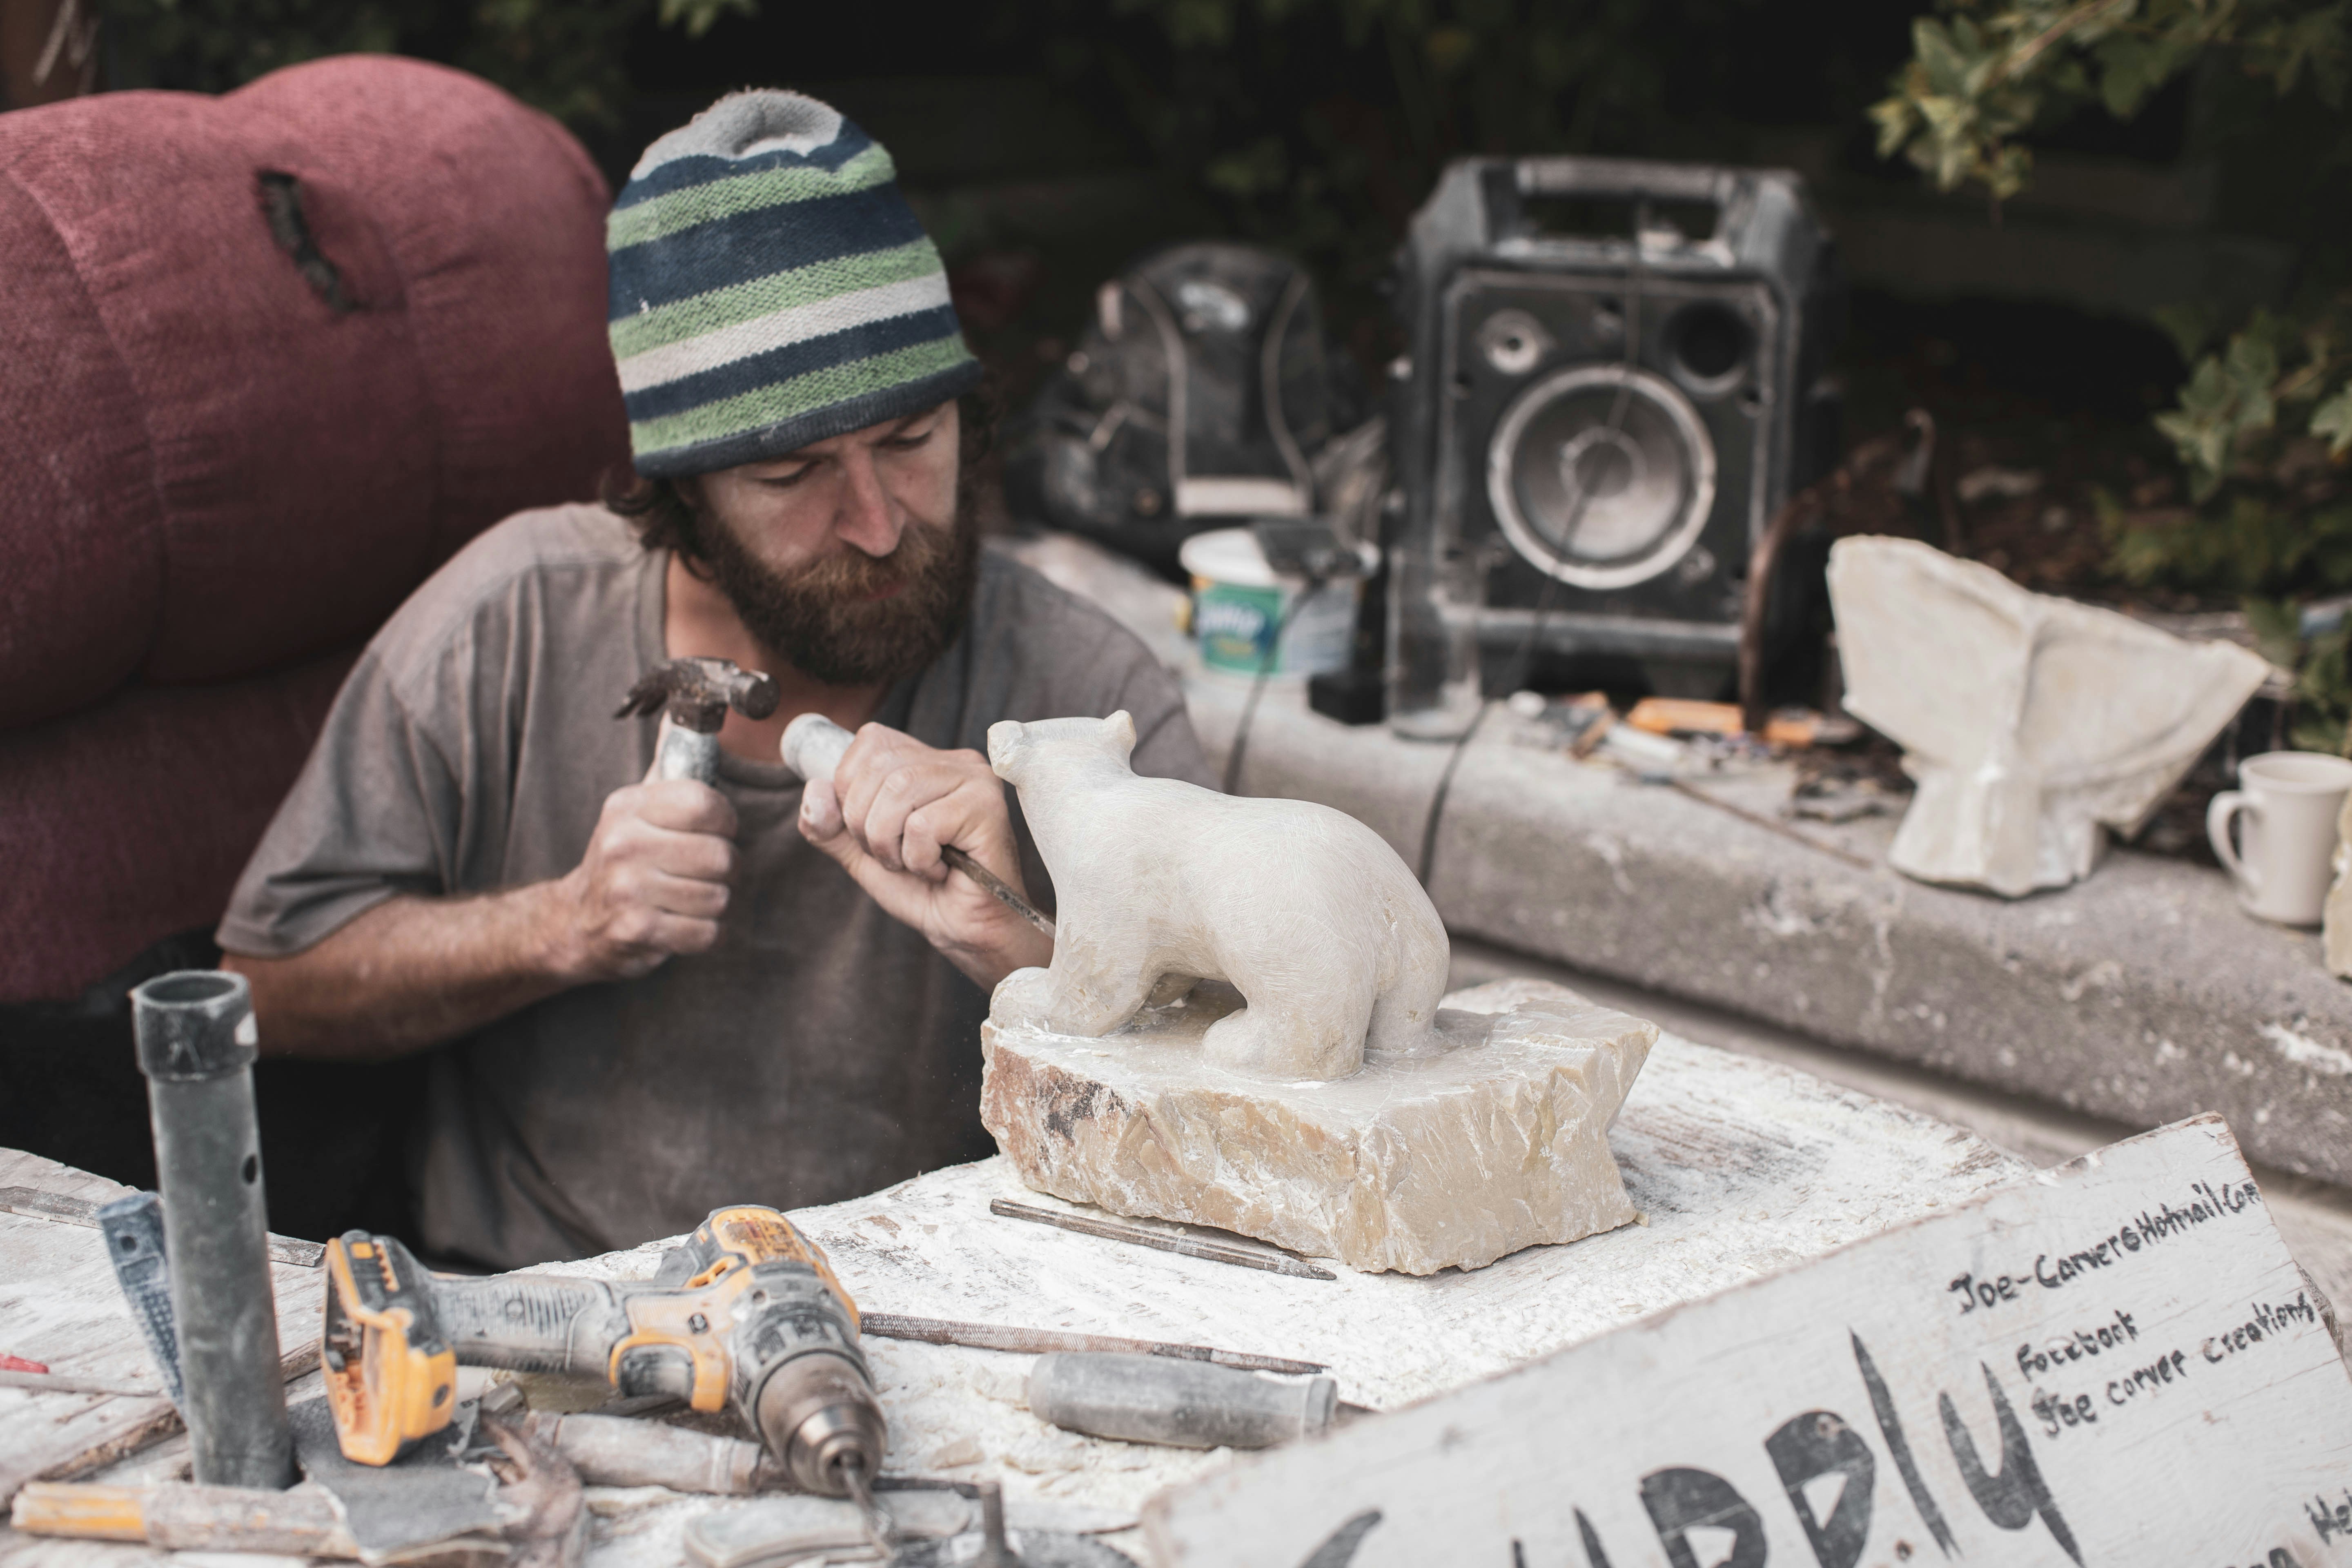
left=617, top=656, right=781, bottom=784
left=860, top=1311, right=1327, bottom=1375
left=0, top=1184, right=325, bottom=1267
left=10, top=1479, right=361, bottom=1557
left=988, top=1198, right=1336, bottom=1280
left=1026, top=1352, right=1339, bottom=1450
left=95, top=1192, right=182, bottom=1409
left=321, top=1205, right=885, bottom=1499
left=781, top=711, right=1056, bottom=937
left=130, top=970, right=296, bottom=1490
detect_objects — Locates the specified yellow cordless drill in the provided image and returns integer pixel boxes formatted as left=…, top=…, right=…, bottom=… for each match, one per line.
left=320, top=1206, right=885, bottom=1497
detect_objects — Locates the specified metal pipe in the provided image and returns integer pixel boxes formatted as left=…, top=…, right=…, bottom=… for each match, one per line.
left=131, top=970, right=294, bottom=1489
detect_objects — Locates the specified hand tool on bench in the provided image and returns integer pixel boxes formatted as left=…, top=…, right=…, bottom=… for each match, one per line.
left=1027, top=1352, right=1348, bottom=1451
left=0, top=1183, right=326, bottom=1266
left=782, top=711, right=1056, bottom=937
left=0, top=1369, right=165, bottom=1399
left=859, top=1312, right=1328, bottom=1375
left=129, top=969, right=296, bottom=1489
left=479, top=1407, right=586, bottom=1568
left=617, top=655, right=780, bottom=784
left=988, top=1197, right=1337, bottom=1280
left=321, top=1205, right=887, bottom=1505
left=16, top=1406, right=581, bottom=1564
left=96, top=1192, right=184, bottom=1409
left=470, top=1381, right=784, bottom=1494
left=517, top=1409, right=778, bottom=1494
left=11, top=1478, right=363, bottom=1557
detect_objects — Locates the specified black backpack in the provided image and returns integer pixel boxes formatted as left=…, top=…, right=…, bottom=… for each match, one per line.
left=1007, top=242, right=1368, bottom=579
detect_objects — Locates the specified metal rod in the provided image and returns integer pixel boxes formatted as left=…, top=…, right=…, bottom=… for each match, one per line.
left=940, top=846, right=1055, bottom=937
left=860, top=1313, right=1329, bottom=1376
left=988, top=1198, right=1337, bottom=1280
left=0, top=1370, right=165, bottom=1400
left=131, top=971, right=294, bottom=1490
left=0, top=1188, right=323, bottom=1267
left=1663, top=778, right=1878, bottom=872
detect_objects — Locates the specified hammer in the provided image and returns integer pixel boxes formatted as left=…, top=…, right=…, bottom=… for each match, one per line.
left=782, top=713, right=1054, bottom=938
left=616, top=657, right=780, bottom=785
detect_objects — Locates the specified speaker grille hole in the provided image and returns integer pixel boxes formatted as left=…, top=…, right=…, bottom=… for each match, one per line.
left=1670, top=303, right=1748, bottom=384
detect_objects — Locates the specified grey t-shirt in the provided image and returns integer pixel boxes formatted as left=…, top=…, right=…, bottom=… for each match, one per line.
left=218, top=504, right=1211, bottom=1269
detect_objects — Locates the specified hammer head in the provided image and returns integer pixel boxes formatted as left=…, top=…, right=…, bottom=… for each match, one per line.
left=616, top=657, right=780, bottom=734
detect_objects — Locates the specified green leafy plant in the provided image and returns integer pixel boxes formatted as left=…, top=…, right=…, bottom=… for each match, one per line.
left=1876, top=0, right=2352, bottom=746
left=97, top=0, right=757, bottom=125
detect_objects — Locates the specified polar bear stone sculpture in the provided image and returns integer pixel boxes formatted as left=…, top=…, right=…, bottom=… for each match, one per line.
left=987, top=712, right=1449, bottom=1080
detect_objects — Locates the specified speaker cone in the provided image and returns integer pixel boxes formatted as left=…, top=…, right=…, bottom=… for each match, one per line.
left=1485, top=363, right=1717, bottom=589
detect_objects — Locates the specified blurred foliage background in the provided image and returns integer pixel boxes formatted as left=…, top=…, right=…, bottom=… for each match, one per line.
left=31, top=0, right=2352, bottom=744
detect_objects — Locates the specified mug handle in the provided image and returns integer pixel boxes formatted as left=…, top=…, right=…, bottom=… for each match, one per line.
left=2207, top=790, right=2263, bottom=896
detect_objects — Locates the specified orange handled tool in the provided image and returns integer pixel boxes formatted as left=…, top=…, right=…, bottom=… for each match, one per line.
left=320, top=1206, right=884, bottom=1498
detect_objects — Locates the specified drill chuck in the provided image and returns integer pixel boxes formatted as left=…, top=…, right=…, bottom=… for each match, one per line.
left=753, top=1353, right=888, bottom=1495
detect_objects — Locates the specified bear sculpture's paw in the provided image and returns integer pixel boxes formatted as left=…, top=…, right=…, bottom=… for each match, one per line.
left=1202, top=1005, right=1361, bottom=1082
left=991, top=967, right=1056, bottom=1032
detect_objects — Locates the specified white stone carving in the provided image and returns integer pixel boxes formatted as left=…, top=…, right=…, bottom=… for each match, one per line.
left=985, top=711, right=1449, bottom=1081
left=1827, top=537, right=2272, bottom=897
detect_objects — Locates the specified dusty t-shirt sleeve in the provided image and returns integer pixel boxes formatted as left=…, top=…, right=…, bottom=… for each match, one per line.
left=215, top=650, right=467, bottom=958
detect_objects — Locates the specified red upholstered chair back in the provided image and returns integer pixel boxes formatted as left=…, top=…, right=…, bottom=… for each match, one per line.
left=0, top=56, right=629, bottom=1002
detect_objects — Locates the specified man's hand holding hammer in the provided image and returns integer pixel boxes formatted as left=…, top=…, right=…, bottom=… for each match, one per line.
left=553, top=771, right=740, bottom=982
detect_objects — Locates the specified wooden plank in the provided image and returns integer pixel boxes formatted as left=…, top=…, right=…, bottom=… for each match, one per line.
left=1144, top=1114, right=2352, bottom=1566
left=0, top=1152, right=325, bottom=1506
left=0, top=1188, right=326, bottom=1270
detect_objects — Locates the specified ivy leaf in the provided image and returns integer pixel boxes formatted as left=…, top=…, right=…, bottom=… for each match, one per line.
left=1915, top=16, right=1976, bottom=97
left=2313, top=385, right=2352, bottom=455
left=655, top=0, right=755, bottom=38
left=2096, top=33, right=2172, bottom=118
left=2153, top=301, right=2216, bottom=361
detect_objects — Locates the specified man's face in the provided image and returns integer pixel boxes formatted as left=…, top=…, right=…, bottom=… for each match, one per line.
left=683, top=401, right=978, bottom=687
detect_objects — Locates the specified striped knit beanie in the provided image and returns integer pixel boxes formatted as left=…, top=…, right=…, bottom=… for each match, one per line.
left=606, top=91, right=981, bottom=478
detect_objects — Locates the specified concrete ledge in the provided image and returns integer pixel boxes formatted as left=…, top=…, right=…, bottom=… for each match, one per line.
left=1181, top=678, right=2352, bottom=1189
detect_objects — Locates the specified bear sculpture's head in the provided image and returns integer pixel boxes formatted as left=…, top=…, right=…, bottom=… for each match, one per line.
left=988, top=710, right=1137, bottom=787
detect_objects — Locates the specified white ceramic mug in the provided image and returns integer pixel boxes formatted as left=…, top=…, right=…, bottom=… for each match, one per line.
left=2207, top=751, right=2352, bottom=926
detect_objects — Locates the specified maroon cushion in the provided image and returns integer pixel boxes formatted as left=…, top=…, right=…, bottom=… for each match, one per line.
left=0, top=651, right=356, bottom=1004
left=0, top=159, right=165, bottom=722
left=0, top=57, right=628, bottom=723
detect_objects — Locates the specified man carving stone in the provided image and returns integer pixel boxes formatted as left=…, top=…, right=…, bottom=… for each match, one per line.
left=216, top=91, right=1211, bottom=1270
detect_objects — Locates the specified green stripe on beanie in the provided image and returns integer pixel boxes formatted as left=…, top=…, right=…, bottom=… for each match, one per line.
left=608, top=239, right=944, bottom=362
left=605, top=141, right=897, bottom=253
left=628, top=338, right=975, bottom=461
left=607, top=91, right=980, bottom=478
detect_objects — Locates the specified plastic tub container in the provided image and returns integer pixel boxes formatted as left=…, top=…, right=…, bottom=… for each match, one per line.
left=1181, top=526, right=1363, bottom=679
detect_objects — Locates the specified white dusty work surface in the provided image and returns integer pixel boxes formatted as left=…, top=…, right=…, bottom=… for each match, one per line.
left=2, top=992, right=2027, bottom=1568
left=551, top=991, right=2029, bottom=1565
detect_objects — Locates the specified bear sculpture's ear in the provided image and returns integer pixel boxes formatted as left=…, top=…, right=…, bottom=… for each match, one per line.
left=1106, top=710, right=1136, bottom=760
left=986, top=720, right=1026, bottom=780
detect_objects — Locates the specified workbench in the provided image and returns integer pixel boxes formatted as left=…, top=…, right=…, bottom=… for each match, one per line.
left=1, top=1002, right=2030, bottom=1567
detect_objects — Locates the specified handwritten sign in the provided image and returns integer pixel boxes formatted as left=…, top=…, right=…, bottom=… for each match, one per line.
left=1143, top=1115, right=2352, bottom=1567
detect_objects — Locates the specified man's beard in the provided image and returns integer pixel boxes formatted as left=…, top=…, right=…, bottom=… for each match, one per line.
left=693, top=503, right=980, bottom=688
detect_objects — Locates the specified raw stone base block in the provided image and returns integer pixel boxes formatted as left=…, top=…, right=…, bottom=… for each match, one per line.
left=979, top=978, right=1655, bottom=1275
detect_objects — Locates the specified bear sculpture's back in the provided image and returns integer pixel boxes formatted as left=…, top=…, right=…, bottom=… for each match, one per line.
left=987, top=711, right=1449, bottom=1080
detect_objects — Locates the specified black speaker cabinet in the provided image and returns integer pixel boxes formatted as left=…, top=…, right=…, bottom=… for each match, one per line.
left=1390, top=158, right=1842, bottom=697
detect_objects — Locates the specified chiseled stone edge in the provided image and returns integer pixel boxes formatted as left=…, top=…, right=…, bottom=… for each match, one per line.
left=980, top=982, right=1656, bottom=1274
